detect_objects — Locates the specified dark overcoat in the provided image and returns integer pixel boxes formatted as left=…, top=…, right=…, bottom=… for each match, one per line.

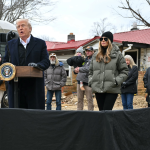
left=143, top=67, right=150, bottom=102
left=121, top=65, right=138, bottom=94
left=3, top=35, right=50, bottom=109
left=143, top=67, right=150, bottom=94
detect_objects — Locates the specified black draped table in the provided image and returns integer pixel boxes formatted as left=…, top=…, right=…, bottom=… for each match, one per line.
left=0, top=108, right=150, bottom=150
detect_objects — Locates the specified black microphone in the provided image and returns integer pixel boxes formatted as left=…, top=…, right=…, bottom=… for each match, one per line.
left=6, top=31, right=19, bottom=62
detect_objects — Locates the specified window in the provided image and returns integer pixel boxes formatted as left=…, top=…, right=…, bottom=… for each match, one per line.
left=58, top=59, right=71, bottom=77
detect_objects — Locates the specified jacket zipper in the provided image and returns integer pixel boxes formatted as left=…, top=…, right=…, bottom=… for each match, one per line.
left=52, top=67, right=55, bottom=89
left=101, top=60, right=105, bottom=92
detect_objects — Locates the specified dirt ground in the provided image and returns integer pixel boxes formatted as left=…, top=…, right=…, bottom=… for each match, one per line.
left=49, top=93, right=148, bottom=111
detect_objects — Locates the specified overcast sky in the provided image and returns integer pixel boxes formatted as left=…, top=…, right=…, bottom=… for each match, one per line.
left=31, top=0, right=149, bottom=42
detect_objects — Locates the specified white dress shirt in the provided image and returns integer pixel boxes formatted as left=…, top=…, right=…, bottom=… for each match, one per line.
left=20, top=35, right=31, bottom=49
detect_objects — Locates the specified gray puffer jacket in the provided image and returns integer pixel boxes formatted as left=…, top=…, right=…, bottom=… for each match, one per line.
left=76, top=56, right=92, bottom=83
left=88, top=44, right=128, bottom=94
left=44, top=62, right=67, bottom=91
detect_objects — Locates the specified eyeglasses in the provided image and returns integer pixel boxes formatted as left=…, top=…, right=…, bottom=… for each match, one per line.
left=16, top=24, right=26, bottom=29
left=100, top=37, right=108, bottom=42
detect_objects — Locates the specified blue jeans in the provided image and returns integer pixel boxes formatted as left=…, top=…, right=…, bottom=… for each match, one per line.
left=46, top=90, right=61, bottom=110
left=121, top=93, right=134, bottom=109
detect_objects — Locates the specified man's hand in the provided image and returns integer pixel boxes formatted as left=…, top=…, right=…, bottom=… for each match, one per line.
left=28, top=63, right=38, bottom=67
left=28, top=63, right=43, bottom=71
left=122, top=82, right=126, bottom=88
left=74, top=67, right=80, bottom=73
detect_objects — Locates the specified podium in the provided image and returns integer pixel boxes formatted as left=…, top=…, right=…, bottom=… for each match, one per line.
left=15, top=66, right=43, bottom=78
left=14, top=66, right=43, bottom=108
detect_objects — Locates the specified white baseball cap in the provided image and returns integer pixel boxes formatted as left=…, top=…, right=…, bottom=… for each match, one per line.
left=49, top=53, right=56, bottom=57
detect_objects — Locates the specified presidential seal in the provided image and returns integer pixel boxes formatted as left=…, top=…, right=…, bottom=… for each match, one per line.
left=0, top=63, right=16, bottom=81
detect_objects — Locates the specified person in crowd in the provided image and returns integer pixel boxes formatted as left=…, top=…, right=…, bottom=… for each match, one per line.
left=74, top=46, right=94, bottom=111
left=88, top=31, right=128, bottom=111
left=44, top=53, right=67, bottom=110
left=3, top=19, right=50, bottom=109
left=67, top=46, right=85, bottom=90
left=0, top=54, right=6, bottom=102
left=143, top=67, right=150, bottom=107
left=121, top=55, right=138, bottom=109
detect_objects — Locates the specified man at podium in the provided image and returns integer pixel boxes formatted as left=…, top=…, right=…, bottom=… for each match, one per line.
left=3, top=19, right=50, bottom=109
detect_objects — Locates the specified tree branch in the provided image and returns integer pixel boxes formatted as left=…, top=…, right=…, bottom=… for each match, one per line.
left=117, top=0, right=150, bottom=27
left=0, top=0, right=56, bottom=23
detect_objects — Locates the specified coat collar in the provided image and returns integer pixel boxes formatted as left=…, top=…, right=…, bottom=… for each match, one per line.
left=26, top=35, right=37, bottom=58
left=93, top=44, right=120, bottom=59
left=110, top=43, right=120, bottom=58
left=12, top=35, right=37, bottom=65
left=12, top=35, right=37, bottom=64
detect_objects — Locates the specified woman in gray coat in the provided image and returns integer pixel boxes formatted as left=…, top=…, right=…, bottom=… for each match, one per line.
left=88, top=31, right=128, bottom=111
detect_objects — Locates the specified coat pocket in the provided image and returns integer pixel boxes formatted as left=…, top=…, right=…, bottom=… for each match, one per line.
left=108, top=74, right=116, bottom=89
left=53, top=81, right=61, bottom=90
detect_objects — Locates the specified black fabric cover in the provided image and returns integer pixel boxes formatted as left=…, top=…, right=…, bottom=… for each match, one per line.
left=0, top=108, right=150, bottom=150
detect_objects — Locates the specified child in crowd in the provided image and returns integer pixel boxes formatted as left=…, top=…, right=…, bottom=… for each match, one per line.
left=67, top=46, right=85, bottom=90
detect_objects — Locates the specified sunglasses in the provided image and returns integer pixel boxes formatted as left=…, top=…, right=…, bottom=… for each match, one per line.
left=100, top=37, right=108, bottom=42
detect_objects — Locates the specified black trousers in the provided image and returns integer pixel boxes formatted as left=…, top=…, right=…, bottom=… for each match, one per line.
left=18, top=78, right=29, bottom=109
left=95, top=93, right=118, bottom=111
left=146, top=95, right=150, bottom=107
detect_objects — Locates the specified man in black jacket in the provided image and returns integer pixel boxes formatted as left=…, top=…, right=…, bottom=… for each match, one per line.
left=75, top=46, right=94, bottom=111
left=3, top=19, right=50, bottom=109
left=143, top=67, right=150, bottom=107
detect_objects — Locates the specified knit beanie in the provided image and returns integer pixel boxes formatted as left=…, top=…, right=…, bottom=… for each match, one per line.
left=76, top=46, right=83, bottom=54
left=101, top=31, right=113, bottom=43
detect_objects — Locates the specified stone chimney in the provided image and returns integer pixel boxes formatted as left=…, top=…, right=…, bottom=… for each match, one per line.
left=131, top=22, right=139, bottom=31
left=67, top=33, right=75, bottom=43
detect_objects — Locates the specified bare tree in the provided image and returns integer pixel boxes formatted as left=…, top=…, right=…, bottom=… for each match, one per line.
left=90, top=18, right=117, bottom=36
left=0, top=0, right=56, bottom=24
left=38, top=35, right=55, bottom=41
left=116, top=0, right=150, bottom=27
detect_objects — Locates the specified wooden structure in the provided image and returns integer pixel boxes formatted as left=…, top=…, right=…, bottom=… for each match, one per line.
left=14, top=66, right=43, bottom=108
left=15, top=66, right=43, bottom=78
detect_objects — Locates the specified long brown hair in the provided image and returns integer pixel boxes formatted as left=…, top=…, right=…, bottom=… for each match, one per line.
left=96, top=39, right=112, bottom=63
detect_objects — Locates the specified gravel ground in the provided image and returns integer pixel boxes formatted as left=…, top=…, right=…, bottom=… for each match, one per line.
left=49, top=94, right=148, bottom=111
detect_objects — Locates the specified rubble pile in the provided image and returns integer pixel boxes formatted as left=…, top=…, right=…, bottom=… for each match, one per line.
left=114, top=95, right=147, bottom=109
left=61, top=93, right=77, bottom=104
left=50, top=93, right=148, bottom=110
left=133, top=96, right=147, bottom=108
